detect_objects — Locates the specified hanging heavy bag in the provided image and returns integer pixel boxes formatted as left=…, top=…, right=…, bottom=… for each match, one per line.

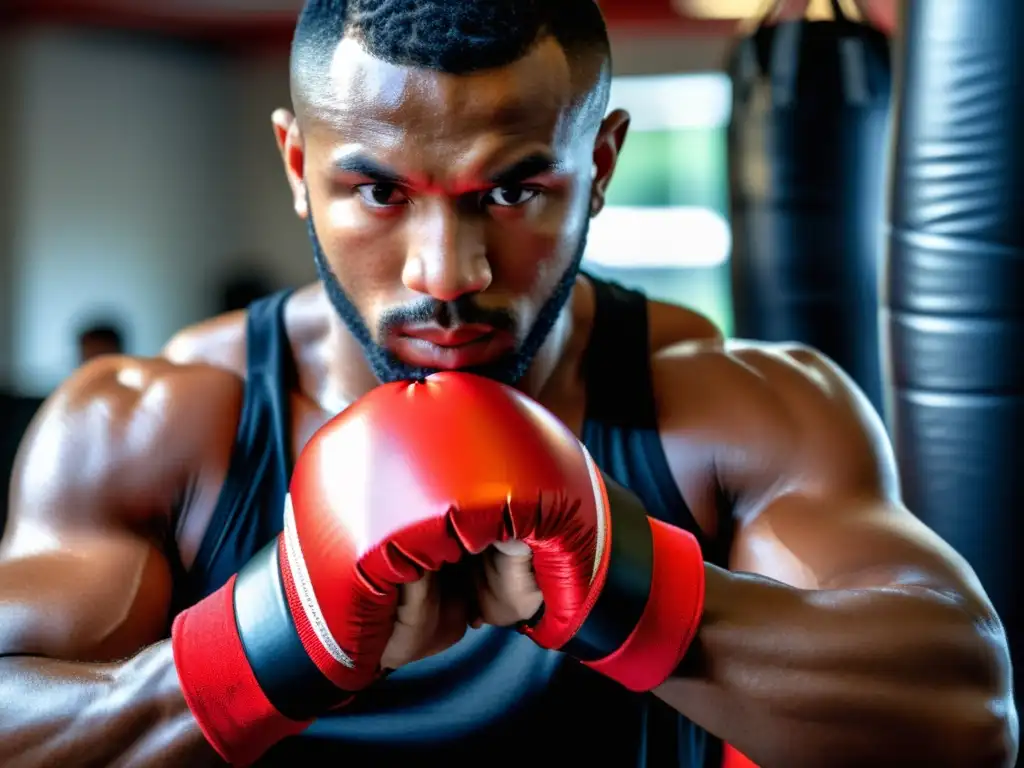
left=727, top=0, right=891, bottom=415
left=885, top=0, right=1024, bottom=711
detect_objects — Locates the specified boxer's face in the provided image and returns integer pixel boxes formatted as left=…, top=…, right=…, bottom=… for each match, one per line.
left=281, top=36, right=628, bottom=385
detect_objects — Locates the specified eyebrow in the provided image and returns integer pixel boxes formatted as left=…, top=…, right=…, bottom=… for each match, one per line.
left=332, top=151, right=559, bottom=190
left=332, top=155, right=406, bottom=185
left=487, top=153, right=558, bottom=186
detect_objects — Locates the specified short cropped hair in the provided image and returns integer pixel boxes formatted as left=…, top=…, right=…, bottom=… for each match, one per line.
left=291, top=0, right=611, bottom=119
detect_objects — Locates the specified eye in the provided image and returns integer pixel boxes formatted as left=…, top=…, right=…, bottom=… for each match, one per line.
left=354, top=183, right=408, bottom=208
left=484, top=184, right=540, bottom=208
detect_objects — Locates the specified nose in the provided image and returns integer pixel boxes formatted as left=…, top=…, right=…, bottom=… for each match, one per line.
left=402, top=201, right=492, bottom=302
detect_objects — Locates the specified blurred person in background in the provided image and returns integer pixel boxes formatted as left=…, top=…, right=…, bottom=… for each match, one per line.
left=76, top=320, right=125, bottom=364
left=219, top=271, right=276, bottom=314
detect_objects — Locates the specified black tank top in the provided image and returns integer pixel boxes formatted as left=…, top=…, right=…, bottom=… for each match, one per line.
left=172, top=276, right=726, bottom=767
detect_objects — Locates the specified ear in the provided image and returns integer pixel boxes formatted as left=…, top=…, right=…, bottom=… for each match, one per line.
left=271, top=108, right=294, bottom=152
left=271, top=109, right=308, bottom=219
left=590, top=108, right=630, bottom=217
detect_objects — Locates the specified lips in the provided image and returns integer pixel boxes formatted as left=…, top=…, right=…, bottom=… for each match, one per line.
left=400, top=325, right=495, bottom=348
left=392, top=325, right=511, bottom=370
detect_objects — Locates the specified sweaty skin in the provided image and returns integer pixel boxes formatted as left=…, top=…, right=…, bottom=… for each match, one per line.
left=469, top=336, right=1017, bottom=767
left=0, top=33, right=1015, bottom=768
left=0, top=279, right=714, bottom=768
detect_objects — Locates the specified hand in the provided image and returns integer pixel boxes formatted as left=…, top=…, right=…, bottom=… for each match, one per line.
left=385, top=372, right=706, bottom=695
left=281, top=371, right=703, bottom=699
left=471, top=540, right=543, bottom=629
left=383, top=571, right=470, bottom=670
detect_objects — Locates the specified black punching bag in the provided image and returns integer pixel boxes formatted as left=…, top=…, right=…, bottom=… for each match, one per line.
left=728, top=0, right=890, bottom=413
left=886, top=1, right=1023, bottom=708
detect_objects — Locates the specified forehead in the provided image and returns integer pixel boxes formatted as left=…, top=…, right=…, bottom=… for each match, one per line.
left=309, top=36, right=583, bottom=162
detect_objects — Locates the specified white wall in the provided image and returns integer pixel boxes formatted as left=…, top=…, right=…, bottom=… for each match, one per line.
left=223, top=53, right=313, bottom=291
left=7, top=28, right=235, bottom=393
left=2, top=26, right=730, bottom=395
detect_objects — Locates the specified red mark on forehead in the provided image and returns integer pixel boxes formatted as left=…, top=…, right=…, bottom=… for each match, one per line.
left=333, top=152, right=559, bottom=196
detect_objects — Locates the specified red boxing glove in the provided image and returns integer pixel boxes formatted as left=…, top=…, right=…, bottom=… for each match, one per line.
left=337, top=372, right=706, bottom=693
left=171, top=389, right=470, bottom=765
left=172, top=369, right=704, bottom=765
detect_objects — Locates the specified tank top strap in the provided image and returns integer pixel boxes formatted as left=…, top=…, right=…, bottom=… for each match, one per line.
left=244, top=288, right=298, bottom=479
left=582, top=275, right=658, bottom=428
left=180, top=288, right=297, bottom=604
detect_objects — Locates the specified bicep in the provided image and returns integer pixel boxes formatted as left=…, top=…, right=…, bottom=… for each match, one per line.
left=722, top=345, right=991, bottom=611
left=0, top=531, right=173, bottom=662
left=730, top=493, right=989, bottom=608
left=0, top=358, right=224, bottom=662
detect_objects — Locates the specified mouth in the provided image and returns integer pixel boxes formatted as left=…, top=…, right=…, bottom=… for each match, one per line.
left=391, top=325, right=512, bottom=370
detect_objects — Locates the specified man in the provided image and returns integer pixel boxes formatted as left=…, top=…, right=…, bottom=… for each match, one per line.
left=76, top=321, right=125, bottom=364
left=0, top=1, right=1016, bottom=766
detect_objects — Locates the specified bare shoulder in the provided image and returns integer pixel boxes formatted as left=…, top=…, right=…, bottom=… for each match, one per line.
left=651, top=339, right=897, bottom=510
left=162, top=310, right=249, bottom=375
left=6, top=355, right=244, bottom=549
left=645, top=298, right=723, bottom=352
left=162, top=284, right=327, bottom=377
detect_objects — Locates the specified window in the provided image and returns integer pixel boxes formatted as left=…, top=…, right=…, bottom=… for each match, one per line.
left=583, top=72, right=734, bottom=334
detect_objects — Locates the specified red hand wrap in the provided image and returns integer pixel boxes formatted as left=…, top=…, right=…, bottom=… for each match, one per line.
left=171, top=576, right=311, bottom=766
left=584, top=517, right=706, bottom=692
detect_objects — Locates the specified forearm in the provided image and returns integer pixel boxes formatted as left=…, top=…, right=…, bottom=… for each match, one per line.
left=0, top=642, right=221, bottom=768
left=656, top=566, right=1017, bottom=768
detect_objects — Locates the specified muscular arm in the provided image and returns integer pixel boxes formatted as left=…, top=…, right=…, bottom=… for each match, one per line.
left=1, top=646, right=202, bottom=767
left=652, top=344, right=1018, bottom=767
left=0, top=357, right=241, bottom=767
